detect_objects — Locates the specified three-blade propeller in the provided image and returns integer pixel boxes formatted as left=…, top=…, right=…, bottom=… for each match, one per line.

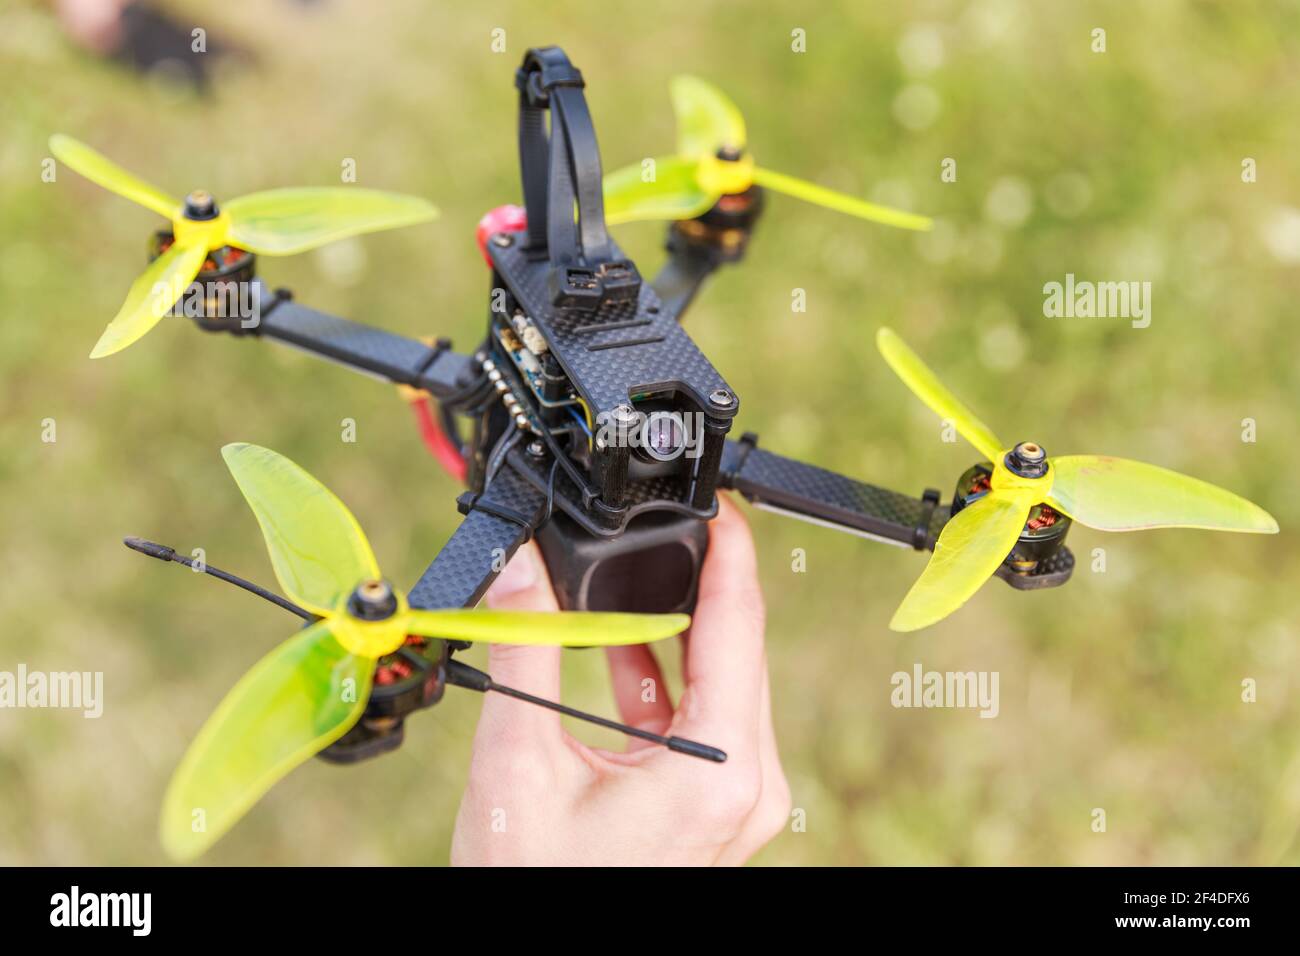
left=160, top=443, right=690, bottom=861
left=876, top=328, right=1278, bottom=632
left=49, top=135, right=438, bottom=359
left=602, top=76, right=932, bottom=231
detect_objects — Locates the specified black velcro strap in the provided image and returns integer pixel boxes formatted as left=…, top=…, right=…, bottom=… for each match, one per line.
left=913, top=488, right=942, bottom=550
left=514, top=47, right=611, bottom=267
left=456, top=491, right=536, bottom=542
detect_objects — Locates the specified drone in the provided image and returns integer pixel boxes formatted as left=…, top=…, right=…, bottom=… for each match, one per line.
left=51, top=47, right=1277, bottom=859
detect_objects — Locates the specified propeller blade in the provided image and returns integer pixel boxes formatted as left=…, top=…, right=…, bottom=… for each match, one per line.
left=752, top=167, right=933, bottom=231
left=404, top=609, right=691, bottom=647
left=223, top=188, right=437, bottom=256
left=222, top=443, right=381, bottom=614
left=1047, top=455, right=1279, bottom=534
left=159, top=620, right=372, bottom=861
left=876, top=328, right=1004, bottom=461
left=603, top=155, right=715, bottom=225
left=89, top=239, right=207, bottom=359
left=49, top=134, right=180, bottom=219
left=671, top=75, right=747, bottom=158
left=891, top=489, right=1034, bottom=632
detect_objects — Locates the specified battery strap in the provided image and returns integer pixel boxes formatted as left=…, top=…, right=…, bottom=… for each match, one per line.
left=515, top=47, right=613, bottom=268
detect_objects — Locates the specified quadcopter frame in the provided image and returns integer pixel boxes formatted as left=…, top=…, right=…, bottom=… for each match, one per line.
left=165, top=46, right=1073, bottom=761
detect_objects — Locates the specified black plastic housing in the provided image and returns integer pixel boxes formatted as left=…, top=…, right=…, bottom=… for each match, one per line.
left=536, top=510, right=709, bottom=614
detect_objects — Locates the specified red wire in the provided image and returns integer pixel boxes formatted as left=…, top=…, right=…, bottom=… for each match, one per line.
left=409, top=396, right=468, bottom=484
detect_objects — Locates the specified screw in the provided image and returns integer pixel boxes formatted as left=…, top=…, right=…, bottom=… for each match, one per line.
left=491, top=233, right=514, bottom=248
left=527, top=440, right=545, bottom=458
left=708, top=388, right=735, bottom=409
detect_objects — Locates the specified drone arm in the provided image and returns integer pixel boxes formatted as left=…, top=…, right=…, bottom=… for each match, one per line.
left=251, top=283, right=477, bottom=399
left=719, top=434, right=1076, bottom=589
left=719, top=433, right=944, bottom=550
left=406, top=463, right=550, bottom=611
left=651, top=244, right=722, bottom=319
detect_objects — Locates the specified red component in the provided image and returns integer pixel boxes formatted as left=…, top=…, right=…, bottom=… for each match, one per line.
left=968, top=472, right=992, bottom=495
left=476, top=204, right=528, bottom=266
left=375, top=666, right=396, bottom=686
left=409, top=396, right=468, bottom=484
left=1027, top=505, right=1060, bottom=531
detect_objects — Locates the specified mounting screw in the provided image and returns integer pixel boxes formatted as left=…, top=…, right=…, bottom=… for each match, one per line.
left=527, top=439, right=545, bottom=458
left=491, top=233, right=514, bottom=248
left=708, top=388, right=735, bottom=410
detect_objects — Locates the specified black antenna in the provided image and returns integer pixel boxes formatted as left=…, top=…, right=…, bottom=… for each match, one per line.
left=445, top=659, right=727, bottom=763
left=125, top=536, right=726, bottom=763
left=123, top=537, right=314, bottom=622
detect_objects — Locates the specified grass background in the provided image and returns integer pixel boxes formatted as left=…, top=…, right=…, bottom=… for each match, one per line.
left=1, top=0, right=1298, bottom=865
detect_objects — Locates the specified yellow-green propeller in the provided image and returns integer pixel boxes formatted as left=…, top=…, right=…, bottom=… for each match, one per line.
left=49, top=135, right=438, bottom=359
left=160, top=443, right=690, bottom=861
left=603, top=76, right=932, bottom=231
left=876, top=328, right=1278, bottom=632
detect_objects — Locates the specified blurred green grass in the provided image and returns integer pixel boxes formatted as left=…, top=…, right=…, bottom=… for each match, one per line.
left=1, top=0, right=1298, bottom=865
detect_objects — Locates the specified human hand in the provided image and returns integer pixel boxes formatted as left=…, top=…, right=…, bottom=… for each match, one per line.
left=450, top=493, right=790, bottom=866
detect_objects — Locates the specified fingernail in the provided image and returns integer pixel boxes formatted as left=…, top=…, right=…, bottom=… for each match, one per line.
left=489, top=548, right=538, bottom=600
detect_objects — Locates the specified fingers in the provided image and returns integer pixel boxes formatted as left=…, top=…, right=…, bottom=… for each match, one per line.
left=715, top=665, right=792, bottom=865
left=476, top=542, right=563, bottom=742
left=605, top=644, right=672, bottom=748
left=674, top=493, right=766, bottom=748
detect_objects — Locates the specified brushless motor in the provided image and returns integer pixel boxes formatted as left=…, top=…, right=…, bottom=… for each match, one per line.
left=149, top=229, right=258, bottom=332
left=951, top=463, right=1071, bottom=573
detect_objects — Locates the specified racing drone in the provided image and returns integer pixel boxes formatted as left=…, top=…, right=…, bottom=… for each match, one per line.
left=51, top=46, right=1277, bottom=858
